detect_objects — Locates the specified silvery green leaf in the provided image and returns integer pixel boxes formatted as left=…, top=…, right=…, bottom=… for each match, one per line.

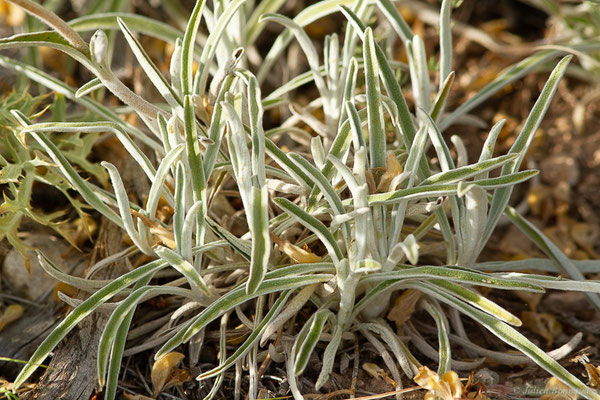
left=311, top=137, right=326, bottom=169
left=222, top=102, right=252, bottom=212
left=421, top=299, right=451, bottom=375
left=293, top=309, right=332, bottom=376
left=145, top=144, right=184, bottom=217
left=484, top=56, right=572, bottom=247
left=419, top=153, right=518, bottom=186
left=475, top=119, right=505, bottom=179
left=102, top=162, right=153, bottom=254
left=97, top=284, right=195, bottom=387
left=75, top=77, right=103, bottom=98
left=439, top=0, right=452, bottom=89
left=117, top=17, right=182, bottom=109
left=338, top=5, right=416, bottom=147
left=441, top=50, right=565, bottom=130
left=386, top=234, right=419, bottom=268
left=257, top=0, right=358, bottom=83
left=353, top=259, right=382, bottom=274
left=260, top=14, right=329, bottom=104
left=430, top=71, right=454, bottom=123
left=363, top=27, right=386, bottom=169
left=0, top=31, right=93, bottom=70
left=180, top=0, right=208, bottom=95
left=184, top=95, right=207, bottom=200
left=155, top=245, right=210, bottom=295
left=0, top=55, right=162, bottom=152
left=408, top=36, right=431, bottom=112
left=457, top=185, right=487, bottom=268
left=69, top=12, right=188, bottom=44
left=247, top=186, right=271, bottom=295
left=245, top=0, right=287, bottom=45
left=451, top=135, right=468, bottom=167
left=173, top=162, right=186, bottom=252
left=376, top=0, right=414, bottom=45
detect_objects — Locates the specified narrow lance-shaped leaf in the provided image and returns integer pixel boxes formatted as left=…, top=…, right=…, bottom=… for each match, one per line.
left=421, top=300, right=451, bottom=376
left=294, top=309, right=331, bottom=376
left=247, top=185, right=270, bottom=294
left=117, top=17, right=182, bottom=109
left=180, top=0, right=207, bottom=95
left=145, top=144, right=184, bottom=217
left=173, top=162, right=186, bottom=252
left=376, top=0, right=413, bottom=45
left=419, top=153, right=518, bottom=186
left=457, top=184, right=488, bottom=268
left=184, top=95, right=207, bottom=201
left=441, top=50, right=563, bottom=130
left=4, top=0, right=89, bottom=54
left=19, top=126, right=123, bottom=226
left=69, top=12, right=188, bottom=45
left=257, top=0, right=357, bottom=83
left=75, top=77, right=102, bottom=97
left=408, top=36, right=431, bottom=112
left=365, top=170, right=538, bottom=205
left=102, top=161, right=153, bottom=254
left=363, top=27, right=386, bottom=170
left=439, top=0, right=452, bottom=91
left=155, top=245, right=210, bottom=295
left=483, top=56, right=571, bottom=247
left=98, top=284, right=189, bottom=388
left=475, top=119, right=506, bottom=180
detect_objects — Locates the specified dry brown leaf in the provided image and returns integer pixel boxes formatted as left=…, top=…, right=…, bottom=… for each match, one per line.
left=162, top=368, right=191, bottom=392
left=0, top=304, right=24, bottom=333
left=585, top=364, right=600, bottom=388
left=62, top=215, right=98, bottom=248
left=414, top=366, right=463, bottom=400
left=540, top=377, right=578, bottom=400
left=53, top=282, right=78, bottom=303
left=362, top=362, right=397, bottom=386
left=270, top=233, right=321, bottom=263
left=151, top=352, right=185, bottom=397
left=387, top=289, right=422, bottom=329
left=376, top=152, right=404, bottom=193
left=521, top=311, right=562, bottom=347
left=131, top=210, right=176, bottom=249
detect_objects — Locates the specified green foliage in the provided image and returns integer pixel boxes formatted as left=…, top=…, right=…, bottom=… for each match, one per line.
left=1, top=0, right=600, bottom=399
left=0, top=90, right=102, bottom=268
